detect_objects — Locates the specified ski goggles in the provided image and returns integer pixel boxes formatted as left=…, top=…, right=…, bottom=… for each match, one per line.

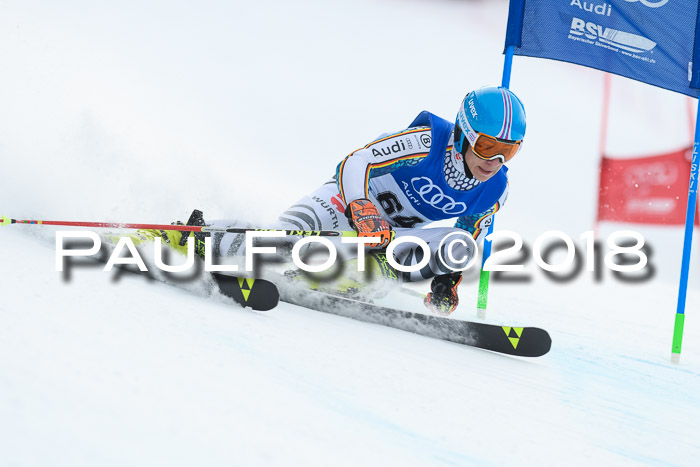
left=454, top=120, right=522, bottom=163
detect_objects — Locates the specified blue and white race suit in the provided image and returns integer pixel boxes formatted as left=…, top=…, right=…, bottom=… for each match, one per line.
left=217, top=111, right=509, bottom=281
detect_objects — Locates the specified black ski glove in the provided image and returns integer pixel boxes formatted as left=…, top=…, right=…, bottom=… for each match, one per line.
left=424, top=272, right=463, bottom=315
left=176, top=209, right=210, bottom=258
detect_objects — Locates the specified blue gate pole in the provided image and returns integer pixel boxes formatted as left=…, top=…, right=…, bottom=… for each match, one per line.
left=672, top=97, right=700, bottom=364
left=476, top=45, right=515, bottom=318
left=502, top=46, right=514, bottom=88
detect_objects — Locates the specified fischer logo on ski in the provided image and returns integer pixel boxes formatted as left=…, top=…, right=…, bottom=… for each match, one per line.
left=502, top=326, right=524, bottom=349
left=237, top=277, right=256, bottom=302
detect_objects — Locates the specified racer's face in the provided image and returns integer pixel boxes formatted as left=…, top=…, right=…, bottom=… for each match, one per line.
left=464, top=145, right=504, bottom=181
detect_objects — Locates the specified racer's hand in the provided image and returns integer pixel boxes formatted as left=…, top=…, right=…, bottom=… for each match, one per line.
left=424, top=272, right=463, bottom=315
left=345, top=198, right=394, bottom=248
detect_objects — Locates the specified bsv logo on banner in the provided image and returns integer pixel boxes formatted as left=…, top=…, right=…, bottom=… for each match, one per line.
left=621, top=0, right=670, bottom=8
left=569, top=17, right=657, bottom=54
left=410, top=177, right=467, bottom=215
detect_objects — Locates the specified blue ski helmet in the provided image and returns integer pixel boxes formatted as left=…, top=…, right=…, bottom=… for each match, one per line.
left=454, top=86, right=526, bottom=161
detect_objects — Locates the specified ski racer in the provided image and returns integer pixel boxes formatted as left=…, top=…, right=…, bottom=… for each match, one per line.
left=128, top=86, right=525, bottom=314
left=208, top=85, right=527, bottom=314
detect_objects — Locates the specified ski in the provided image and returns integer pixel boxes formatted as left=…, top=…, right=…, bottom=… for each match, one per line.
left=212, top=273, right=279, bottom=311
left=278, top=287, right=551, bottom=357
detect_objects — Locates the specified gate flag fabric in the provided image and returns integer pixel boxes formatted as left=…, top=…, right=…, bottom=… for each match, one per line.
left=597, top=146, right=698, bottom=224
left=504, top=0, right=700, bottom=97
left=504, top=0, right=700, bottom=359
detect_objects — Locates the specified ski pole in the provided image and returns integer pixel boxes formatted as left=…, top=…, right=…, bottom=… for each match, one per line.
left=222, top=227, right=357, bottom=237
left=0, top=215, right=357, bottom=237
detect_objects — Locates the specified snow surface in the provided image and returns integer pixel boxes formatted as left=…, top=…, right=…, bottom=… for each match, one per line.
left=1, top=0, right=700, bottom=465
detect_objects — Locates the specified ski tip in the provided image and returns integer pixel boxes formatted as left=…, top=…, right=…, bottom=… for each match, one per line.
left=212, top=273, right=280, bottom=312
left=255, top=294, right=280, bottom=312
left=1, top=216, right=12, bottom=226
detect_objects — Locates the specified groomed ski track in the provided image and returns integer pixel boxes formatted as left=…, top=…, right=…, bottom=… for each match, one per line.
left=2, top=227, right=699, bottom=466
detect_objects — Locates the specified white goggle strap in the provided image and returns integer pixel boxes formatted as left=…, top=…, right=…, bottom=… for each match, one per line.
left=461, top=114, right=480, bottom=151
left=456, top=107, right=480, bottom=153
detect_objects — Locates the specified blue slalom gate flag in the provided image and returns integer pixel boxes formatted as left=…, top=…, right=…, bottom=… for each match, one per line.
left=503, top=0, right=700, bottom=361
left=505, top=0, right=700, bottom=97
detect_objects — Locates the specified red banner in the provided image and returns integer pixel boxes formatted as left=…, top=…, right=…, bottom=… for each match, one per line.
left=597, top=146, right=697, bottom=225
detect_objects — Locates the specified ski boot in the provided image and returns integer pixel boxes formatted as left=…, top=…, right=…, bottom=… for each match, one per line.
left=104, top=209, right=210, bottom=258
left=284, top=251, right=399, bottom=300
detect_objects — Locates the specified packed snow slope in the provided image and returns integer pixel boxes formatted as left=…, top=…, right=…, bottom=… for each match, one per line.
left=1, top=0, right=700, bottom=465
